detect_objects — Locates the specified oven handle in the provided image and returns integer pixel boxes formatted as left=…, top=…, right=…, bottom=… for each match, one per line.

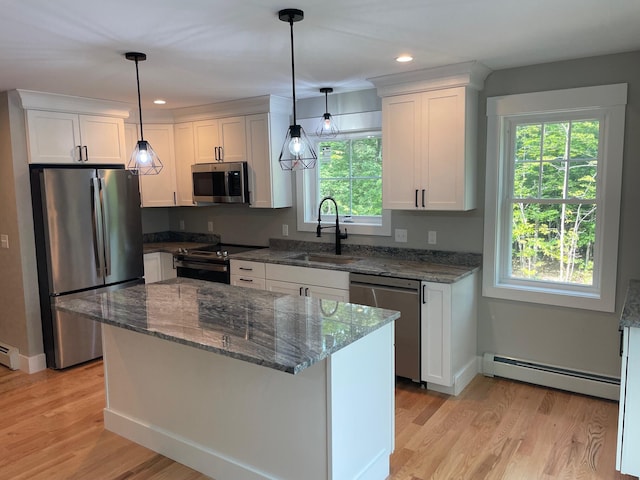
left=174, top=260, right=228, bottom=272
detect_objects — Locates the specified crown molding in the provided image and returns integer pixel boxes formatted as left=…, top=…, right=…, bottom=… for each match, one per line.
left=16, top=89, right=131, bottom=118
left=368, top=61, right=491, bottom=97
left=171, top=95, right=292, bottom=123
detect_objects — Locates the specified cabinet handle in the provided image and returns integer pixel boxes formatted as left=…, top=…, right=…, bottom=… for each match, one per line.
left=299, top=286, right=304, bottom=296
left=239, top=278, right=254, bottom=283
left=173, top=192, right=177, bottom=205
left=219, top=146, right=224, bottom=161
left=214, top=146, right=218, bottom=161
left=83, top=146, right=88, bottom=162
left=76, top=145, right=83, bottom=162
left=304, top=287, right=310, bottom=296
left=422, top=189, right=426, bottom=208
left=415, top=189, right=419, bottom=208
left=239, top=267, right=253, bottom=271
left=422, top=284, right=426, bottom=304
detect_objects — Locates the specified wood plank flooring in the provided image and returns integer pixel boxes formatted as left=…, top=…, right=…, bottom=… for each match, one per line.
left=0, top=361, right=635, bottom=480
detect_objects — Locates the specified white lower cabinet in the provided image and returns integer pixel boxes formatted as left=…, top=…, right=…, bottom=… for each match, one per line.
left=230, top=260, right=266, bottom=290
left=265, top=263, right=349, bottom=302
left=143, top=252, right=176, bottom=284
left=421, top=271, right=478, bottom=395
left=617, top=326, right=640, bottom=476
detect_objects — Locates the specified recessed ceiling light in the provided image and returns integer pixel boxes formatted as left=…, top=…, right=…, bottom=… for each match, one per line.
left=396, top=55, right=413, bottom=63
left=153, top=99, right=166, bottom=105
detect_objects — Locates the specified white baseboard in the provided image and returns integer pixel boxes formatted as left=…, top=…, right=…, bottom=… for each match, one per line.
left=20, top=353, right=46, bottom=373
left=482, top=352, right=620, bottom=401
left=427, top=357, right=479, bottom=396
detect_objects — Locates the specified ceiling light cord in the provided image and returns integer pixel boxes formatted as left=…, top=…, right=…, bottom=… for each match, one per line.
left=133, top=56, right=145, bottom=141
left=288, top=15, right=297, bottom=125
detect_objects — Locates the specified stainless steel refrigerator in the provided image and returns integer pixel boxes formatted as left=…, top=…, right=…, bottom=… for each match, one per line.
left=31, top=165, right=144, bottom=369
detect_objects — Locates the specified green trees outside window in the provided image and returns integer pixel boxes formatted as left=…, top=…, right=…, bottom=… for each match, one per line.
left=317, top=136, right=382, bottom=218
left=510, top=120, right=599, bottom=285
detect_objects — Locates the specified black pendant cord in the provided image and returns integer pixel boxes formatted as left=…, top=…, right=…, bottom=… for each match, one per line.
left=289, top=18, right=297, bottom=124
left=325, top=91, right=329, bottom=115
left=134, top=57, right=144, bottom=141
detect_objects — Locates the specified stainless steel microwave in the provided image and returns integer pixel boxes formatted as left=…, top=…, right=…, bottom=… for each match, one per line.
left=192, top=162, right=249, bottom=204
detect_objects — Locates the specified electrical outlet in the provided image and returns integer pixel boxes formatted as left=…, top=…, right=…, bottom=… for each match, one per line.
left=179, top=220, right=185, bottom=231
left=394, top=228, right=408, bottom=243
left=428, top=230, right=437, bottom=245
left=0, top=234, right=8, bottom=249
left=207, top=221, right=214, bottom=232
left=282, top=224, right=289, bottom=237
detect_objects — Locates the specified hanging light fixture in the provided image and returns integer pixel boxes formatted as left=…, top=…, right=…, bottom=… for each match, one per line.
left=125, top=51, right=163, bottom=175
left=278, top=8, right=317, bottom=171
left=316, top=87, right=339, bottom=138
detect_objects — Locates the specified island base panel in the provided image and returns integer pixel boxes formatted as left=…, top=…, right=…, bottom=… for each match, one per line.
left=101, top=323, right=394, bottom=480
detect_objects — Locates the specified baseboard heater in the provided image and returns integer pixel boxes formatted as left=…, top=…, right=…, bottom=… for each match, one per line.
left=0, top=342, right=19, bottom=370
left=482, top=353, right=620, bottom=401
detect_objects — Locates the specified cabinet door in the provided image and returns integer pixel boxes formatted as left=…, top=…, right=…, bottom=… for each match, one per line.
left=307, top=285, right=349, bottom=302
left=143, top=253, right=162, bottom=283
left=174, top=122, right=196, bottom=206
left=381, top=94, right=421, bottom=210
left=26, top=110, right=82, bottom=163
left=159, top=252, right=177, bottom=280
left=79, top=115, right=127, bottom=164
left=421, top=281, right=452, bottom=386
left=231, top=275, right=266, bottom=290
left=219, top=116, right=247, bottom=162
left=138, top=124, right=177, bottom=207
left=245, top=113, right=292, bottom=208
left=266, top=279, right=304, bottom=296
left=619, top=327, right=640, bottom=476
left=421, top=88, right=466, bottom=210
left=193, top=119, right=220, bottom=164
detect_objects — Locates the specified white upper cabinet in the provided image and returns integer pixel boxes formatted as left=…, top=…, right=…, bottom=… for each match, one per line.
left=193, top=116, right=246, bottom=164
left=26, top=111, right=126, bottom=164
left=125, top=123, right=178, bottom=207
left=371, top=62, right=490, bottom=211
left=173, top=122, right=196, bottom=206
left=19, top=90, right=130, bottom=165
left=245, top=112, right=292, bottom=208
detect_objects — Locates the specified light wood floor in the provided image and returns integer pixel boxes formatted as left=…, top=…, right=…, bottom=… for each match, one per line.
left=0, top=360, right=635, bottom=480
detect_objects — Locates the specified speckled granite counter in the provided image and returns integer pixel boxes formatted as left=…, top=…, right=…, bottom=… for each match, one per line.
left=143, top=241, right=213, bottom=255
left=55, top=277, right=399, bottom=374
left=231, top=244, right=480, bottom=284
left=620, top=279, right=640, bottom=328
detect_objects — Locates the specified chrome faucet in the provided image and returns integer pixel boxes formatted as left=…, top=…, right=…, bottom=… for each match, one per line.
left=317, top=196, right=348, bottom=255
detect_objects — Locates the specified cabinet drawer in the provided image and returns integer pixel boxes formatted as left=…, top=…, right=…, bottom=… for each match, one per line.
left=230, top=260, right=266, bottom=278
left=230, top=275, right=266, bottom=290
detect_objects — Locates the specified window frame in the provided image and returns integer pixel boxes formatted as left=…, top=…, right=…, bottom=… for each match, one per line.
left=296, top=130, right=391, bottom=236
left=483, top=84, right=627, bottom=312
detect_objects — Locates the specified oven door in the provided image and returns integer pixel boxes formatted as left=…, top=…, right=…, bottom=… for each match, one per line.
left=175, top=259, right=230, bottom=284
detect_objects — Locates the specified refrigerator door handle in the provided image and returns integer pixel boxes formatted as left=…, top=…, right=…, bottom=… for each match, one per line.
left=91, top=177, right=106, bottom=277
left=98, top=177, right=111, bottom=276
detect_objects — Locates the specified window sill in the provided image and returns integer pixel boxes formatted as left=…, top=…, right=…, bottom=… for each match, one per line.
left=297, top=212, right=391, bottom=237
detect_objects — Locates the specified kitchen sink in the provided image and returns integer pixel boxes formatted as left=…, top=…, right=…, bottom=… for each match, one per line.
left=289, top=253, right=359, bottom=265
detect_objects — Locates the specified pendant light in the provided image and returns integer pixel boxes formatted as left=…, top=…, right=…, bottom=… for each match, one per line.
left=316, top=87, right=339, bottom=138
left=125, top=52, right=163, bottom=175
left=278, top=8, right=317, bottom=171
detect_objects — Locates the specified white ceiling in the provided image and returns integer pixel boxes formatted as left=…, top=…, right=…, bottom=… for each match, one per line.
left=1, top=0, right=640, bottom=111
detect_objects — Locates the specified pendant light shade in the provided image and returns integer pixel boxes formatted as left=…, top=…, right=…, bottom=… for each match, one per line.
left=278, top=8, right=317, bottom=171
left=125, top=52, right=162, bottom=175
left=316, top=87, right=339, bottom=138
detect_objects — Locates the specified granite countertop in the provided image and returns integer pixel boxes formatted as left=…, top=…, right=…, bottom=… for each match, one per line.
left=620, top=279, right=640, bottom=328
left=231, top=247, right=480, bottom=284
left=143, top=242, right=214, bottom=255
left=54, top=278, right=399, bottom=374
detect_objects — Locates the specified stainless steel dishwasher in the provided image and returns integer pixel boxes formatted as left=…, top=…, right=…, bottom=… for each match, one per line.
left=349, top=273, right=421, bottom=381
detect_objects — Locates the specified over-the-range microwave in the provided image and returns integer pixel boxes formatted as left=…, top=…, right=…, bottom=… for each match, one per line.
left=192, top=161, right=249, bottom=204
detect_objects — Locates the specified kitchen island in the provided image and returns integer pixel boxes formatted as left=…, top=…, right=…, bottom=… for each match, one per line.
left=55, top=278, right=399, bottom=480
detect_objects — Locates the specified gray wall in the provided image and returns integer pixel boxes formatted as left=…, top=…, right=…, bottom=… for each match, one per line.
left=142, top=50, right=640, bottom=378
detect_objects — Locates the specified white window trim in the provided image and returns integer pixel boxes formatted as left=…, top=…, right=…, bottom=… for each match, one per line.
left=296, top=112, right=391, bottom=236
left=483, top=84, right=627, bottom=312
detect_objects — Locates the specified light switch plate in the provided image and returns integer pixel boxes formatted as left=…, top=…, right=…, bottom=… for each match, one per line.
left=0, top=234, right=8, bottom=249
left=428, top=231, right=437, bottom=245
left=207, top=221, right=214, bottom=232
left=282, top=224, right=289, bottom=236
left=179, top=220, right=185, bottom=231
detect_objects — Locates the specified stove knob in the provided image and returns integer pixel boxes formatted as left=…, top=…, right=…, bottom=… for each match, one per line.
left=222, top=250, right=228, bottom=257
left=216, top=251, right=222, bottom=257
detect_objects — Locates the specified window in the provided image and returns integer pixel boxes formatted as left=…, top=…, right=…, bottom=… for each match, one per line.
left=483, top=84, right=627, bottom=312
left=297, top=131, right=391, bottom=236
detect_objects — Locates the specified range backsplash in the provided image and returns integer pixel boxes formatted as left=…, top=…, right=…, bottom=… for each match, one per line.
left=143, top=231, right=221, bottom=245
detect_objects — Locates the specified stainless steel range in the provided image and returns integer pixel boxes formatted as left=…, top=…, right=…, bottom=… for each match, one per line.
left=174, top=244, right=263, bottom=284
